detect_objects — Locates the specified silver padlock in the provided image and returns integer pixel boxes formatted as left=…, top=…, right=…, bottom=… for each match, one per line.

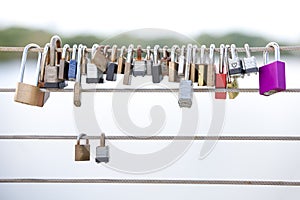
left=207, top=44, right=216, bottom=87
left=133, top=45, right=147, bottom=77
left=95, top=133, right=110, bottom=163
left=151, top=45, right=163, bottom=83
left=242, top=43, right=258, bottom=75
left=87, top=44, right=104, bottom=83
left=168, top=45, right=180, bottom=82
left=145, top=46, right=153, bottom=75
left=190, top=45, right=198, bottom=83
left=123, top=44, right=134, bottom=85
left=178, top=45, right=186, bottom=78
left=228, top=44, right=243, bottom=77
left=74, top=44, right=83, bottom=107
left=178, top=44, right=193, bottom=108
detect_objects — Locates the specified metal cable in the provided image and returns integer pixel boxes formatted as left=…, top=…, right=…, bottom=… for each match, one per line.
left=1, top=178, right=300, bottom=186
left=1, top=135, right=300, bottom=141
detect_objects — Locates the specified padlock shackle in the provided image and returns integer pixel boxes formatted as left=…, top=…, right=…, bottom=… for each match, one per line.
left=263, top=42, right=281, bottom=65
left=61, top=44, right=70, bottom=60
left=76, top=133, right=89, bottom=145
left=209, top=44, right=215, bottom=65
left=91, top=44, right=100, bottom=58
left=184, top=44, right=192, bottom=81
left=153, top=45, right=161, bottom=64
left=39, top=43, right=50, bottom=83
left=192, top=45, right=198, bottom=64
left=18, top=43, right=42, bottom=86
left=111, top=45, right=118, bottom=62
left=100, top=133, right=106, bottom=147
left=76, top=44, right=83, bottom=83
left=162, top=46, right=169, bottom=59
left=49, top=35, right=62, bottom=66
left=71, top=44, right=77, bottom=60
left=218, top=44, right=225, bottom=74
left=200, top=45, right=206, bottom=64
left=244, top=44, right=251, bottom=58
left=120, top=46, right=127, bottom=58
left=230, top=44, right=238, bottom=60
left=170, top=45, right=179, bottom=62
left=136, top=45, right=142, bottom=61
left=145, top=46, right=151, bottom=60
left=126, top=44, right=134, bottom=63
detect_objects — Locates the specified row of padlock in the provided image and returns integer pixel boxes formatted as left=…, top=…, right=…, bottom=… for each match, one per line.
left=14, top=35, right=286, bottom=108
left=75, top=133, right=110, bottom=163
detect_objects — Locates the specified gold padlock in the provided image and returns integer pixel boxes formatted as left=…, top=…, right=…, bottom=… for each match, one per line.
left=75, top=133, right=90, bottom=161
left=227, top=77, right=239, bottom=99
left=14, top=43, right=50, bottom=107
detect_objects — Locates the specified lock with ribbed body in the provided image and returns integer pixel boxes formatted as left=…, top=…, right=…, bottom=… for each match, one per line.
left=259, top=42, right=286, bottom=96
left=14, top=43, right=50, bottom=107
left=215, top=44, right=227, bottom=99
left=75, top=133, right=90, bottom=161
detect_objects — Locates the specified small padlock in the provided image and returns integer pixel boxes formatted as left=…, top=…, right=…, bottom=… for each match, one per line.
left=75, top=133, right=90, bottom=161
left=198, top=45, right=208, bottom=86
left=106, top=45, right=118, bottom=81
left=92, top=45, right=108, bottom=73
left=259, top=42, right=286, bottom=96
left=206, top=44, right=216, bottom=87
left=228, top=44, right=243, bottom=77
left=133, top=45, right=147, bottom=77
left=68, top=44, right=78, bottom=81
left=58, top=44, right=70, bottom=80
left=151, top=45, right=163, bottom=83
left=44, top=35, right=67, bottom=88
left=168, top=45, right=179, bottom=82
left=190, top=45, right=198, bottom=83
left=215, top=44, right=227, bottom=99
left=117, top=46, right=126, bottom=74
left=123, top=44, right=134, bottom=85
left=87, top=44, right=104, bottom=83
left=74, top=44, right=83, bottom=107
left=242, top=43, right=258, bottom=75
left=227, top=77, right=239, bottom=99
left=14, top=43, right=50, bottom=107
left=95, top=133, right=110, bottom=163
left=161, top=46, right=170, bottom=76
left=145, top=46, right=153, bottom=75
left=178, top=44, right=193, bottom=108
left=178, top=45, right=186, bottom=78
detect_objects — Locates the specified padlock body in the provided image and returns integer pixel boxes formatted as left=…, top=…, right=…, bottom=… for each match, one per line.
left=227, top=80, right=239, bottom=99
left=178, top=80, right=193, bottom=108
left=95, top=146, right=109, bottom=163
left=45, top=65, right=59, bottom=83
left=259, top=61, right=286, bottom=96
left=86, top=63, right=103, bottom=83
left=106, top=62, right=118, bottom=81
left=146, top=60, right=153, bottom=75
left=14, top=82, right=49, bottom=107
left=123, top=62, right=132, bottom=85
left=169, top=62, right=179, bottom=82
left=133, top=60, right=147, bottom=77
left=117, top=57, right=125, bottom=74
left=206, top=64, right=215, bottom=87
left=68, top=59, right=77, bottom=81
left=243, top=56, right=258, bottom=74
left=59, top=60, right=69, bottom=80
left=161, top=59, right=169, bottom=76
left=215, top=74, right=227, bottom=99
left=190, top=63, right=198, bottom=83
left=151, top=62, right=163, bottom=83
left=228, top=58, right=243, bottom=77
left=198, top=64, right=207, bottom=86
left=75, top=144, right=90, bottom=161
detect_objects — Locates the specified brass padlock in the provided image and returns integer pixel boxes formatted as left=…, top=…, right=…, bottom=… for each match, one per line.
left=198, top=45, right=208, bottom=86
left=117, top=46, right=126, bottom=74
left=75, top=133, right=90, bottom=161
left=14, top=43, right=50, bottom=107
left=227, top=77, right=239, bottom=99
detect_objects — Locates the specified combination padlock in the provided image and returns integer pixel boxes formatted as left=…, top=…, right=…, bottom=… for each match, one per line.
left=133, top=45, right=147, bottom=77
left=75, top=133, right=90, bottom=161
left=145, top=46, right=153, bottom=75
left=95, top=133, right=110, bottom=163
left=168, top=45, right=179, bottom=82
left=259, top=42, right=286, bottom=96
left=151, top=45, right=163, bottom=83
left=68, top=44, right=78, bottom=81
left=228, top=44, right=243, bottom=77
left=106, top=45, right=118, bottom=81
left=198, top=45, right=208, bottom=86
left=242, top=43, right=258, bottom=75
left=58, top=44, right=70, bottom=80
left=215, top=44, right=227, bottom=99
left=123, top=44, right=134, bottom=85
left=178, top=44, right=193, bottom=108
left=14, top=43, right=50, bottom=107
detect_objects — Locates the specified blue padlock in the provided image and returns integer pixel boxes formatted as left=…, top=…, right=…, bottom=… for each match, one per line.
left=68, top=44, right=78, bottom=81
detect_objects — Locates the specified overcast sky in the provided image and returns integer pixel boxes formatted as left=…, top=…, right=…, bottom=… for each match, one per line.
left=1, top=0, right=300, bottom=42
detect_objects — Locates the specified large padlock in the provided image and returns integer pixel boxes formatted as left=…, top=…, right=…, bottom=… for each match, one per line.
left=95, top=133, right=110, bottom=163
left=75, top=133, right=90, bottom=161
left=14, top=43, right=50, bottom=107
left=145, top=46, right=153, bottom=75
left=190, top=45, right=198, bottom=83
left=228, top=44, right=243, bottom=77
left=132, top=45, right=146, bottom=77
left=215, top=44, right=227, bottom=99
left=123, top=44, right=134, bottom=85
left=206, top=44, right=216, bottom=87
left=44, top=35, right=67, bottom=88
left=106, top=45, right=118, bottom=81
left=169, top=45, right=179, bottom=82
left=161, top=45, right=170, bottom=76
left=242, top=43, right=258, bottom=75
left=68, top=44, right=78, bottom=81
left=151, top=45, right=163, bottom=83
left=178, top=44, right=193, bottom=108
left=58, top=44, right=70, bottom=80
left=87, top=44, right=104, bottom=83
left=117, top=46, right=126, bottom=74
left=198, top=45, right=208, bottom=86
left=259, top=42, right=286, bottom=96
left=74, top=44, right=83, bottom=107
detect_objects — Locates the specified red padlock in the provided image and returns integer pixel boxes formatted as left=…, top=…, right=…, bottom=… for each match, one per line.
left=215, top=44, right=227, bottom=99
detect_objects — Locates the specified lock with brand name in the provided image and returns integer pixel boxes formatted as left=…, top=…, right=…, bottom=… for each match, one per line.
left=151, top=45, right=163, bottom=83
left=75, top=133, right=90, bottom=161
left=133, top=45, right=147, bottom=77
left=242, top=43, right=258, bottom=75
left=106, top=45, right=118, bottom=81
left=169, top=45, right=179, bottom=82
left=14, top=43, right=50, bottom=107
left=215, top=44, right=227, bottom=99
left=259, top=42, right=286, bottom=96
left=198, top=45, right=208, bottom=86
left=95, top=133, right=110, bottom=163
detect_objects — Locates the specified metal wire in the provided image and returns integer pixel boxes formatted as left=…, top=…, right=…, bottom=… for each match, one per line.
left=1, top=135, right=300, bottom=141
left=0, top=178, right=300, bottom=186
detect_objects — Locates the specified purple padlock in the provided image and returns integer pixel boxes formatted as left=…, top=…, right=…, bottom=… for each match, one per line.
left=259, top=42, right=286, bottom=96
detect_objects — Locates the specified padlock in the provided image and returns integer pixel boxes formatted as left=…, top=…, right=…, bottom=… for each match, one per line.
left=145, top=46, right=153, bottom=75
left=227, top=77, right=239, bottom=99
left=87, top=44, right=104, bottom=83
left=206, top=44, right=216, bottom=87
left=178, top=45, right=186, bottom=78
left=14, top=43, right=50, bottom=107
left=215, top=44, right=227, bottom=99
left=117, top=46, right=126, bottom=74
left=242, top=43, right=258, bottom=75
left=198, top=45, right=208, bottom=86
left=44, top=35, right=67, bottom=88
left=178, top=44, right=193, bottom=108
left=161, top=45, right=170, bottom=76
left=169, top=45, right=179, bottom=82
left=38, top=43, right=50, bottom=88
left=151, top=45, right=163, bottom=83
left=190, top=45, right=198, bottom=83
left=68, top=44, right=78, bottom=81
left=92, top=45, right=108, bottom=73
left=106, top=45, right=118, bottom=81
left=123, top=44, right=134, bottom=85
left=80, top=45, right=88, bottom=83
left=259, top=42, right=286, bottom=96
left=75, top=133, right=90, bottom=161
left=74, top=44, right=83, bottom=107
left=228, top=44, right=243, bottom=77
left=58, top=44, right=70, bottom=80
left=133, top=45, right=146, bottom=77
left=95, top=133, right=110, bottom=163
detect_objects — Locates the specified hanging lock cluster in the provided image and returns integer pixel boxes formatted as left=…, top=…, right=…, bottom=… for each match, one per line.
left=14, top=35, right=286, bottom=108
